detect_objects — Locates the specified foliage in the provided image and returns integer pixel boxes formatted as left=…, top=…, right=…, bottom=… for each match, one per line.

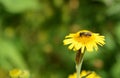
left=0, top=0, right=120, bottom=78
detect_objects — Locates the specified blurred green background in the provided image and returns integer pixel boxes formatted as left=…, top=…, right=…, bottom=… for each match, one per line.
left=0, top=0, right=120, bottom=78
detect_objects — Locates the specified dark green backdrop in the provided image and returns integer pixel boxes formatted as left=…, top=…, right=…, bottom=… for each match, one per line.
left=0, top=0, right=120, bottom=78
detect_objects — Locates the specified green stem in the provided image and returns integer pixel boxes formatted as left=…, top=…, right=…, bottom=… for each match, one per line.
left=75, top=49, right=85, bottom=78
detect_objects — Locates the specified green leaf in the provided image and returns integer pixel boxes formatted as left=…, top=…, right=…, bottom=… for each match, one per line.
left=0, top=39, right=27, bottom=69
left=110, top=54, right=120, bottom=78
left=104, top=32, right=116, bottom=50
left=0, top=0, right=39, bottom=13
left=107, top=3, right=120, bottom=16
left=114, top=22, right=120, bottom=44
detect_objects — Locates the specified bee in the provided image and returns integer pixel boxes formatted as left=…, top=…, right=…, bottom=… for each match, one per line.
left=79, top=32, right=92, bottom=37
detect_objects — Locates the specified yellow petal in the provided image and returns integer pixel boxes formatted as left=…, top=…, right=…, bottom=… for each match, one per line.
left=68, top=43, right=74, bottom=50
left=63, top=39, right=73, bottom=45
left=75, top=42, right=82, bottom=50
left=86, top=43, right=93, bottom=52
left=93, top=43, right=98, bottom=51
left=65, top=34, right=75, bottom=38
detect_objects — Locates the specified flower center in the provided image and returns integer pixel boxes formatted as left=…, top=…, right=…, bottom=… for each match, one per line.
left=74, top=31, right=94, bottom=43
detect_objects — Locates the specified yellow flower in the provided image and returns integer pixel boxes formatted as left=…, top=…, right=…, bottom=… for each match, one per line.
left=19, top=70, right=30, bottom=78
left=9, top=69, right=30, bottom=78
left=9, top=69, right=22, bottom=78
left=68, top=70, right=101, bottom=78
left=63, top=30, right=105, bottom=53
